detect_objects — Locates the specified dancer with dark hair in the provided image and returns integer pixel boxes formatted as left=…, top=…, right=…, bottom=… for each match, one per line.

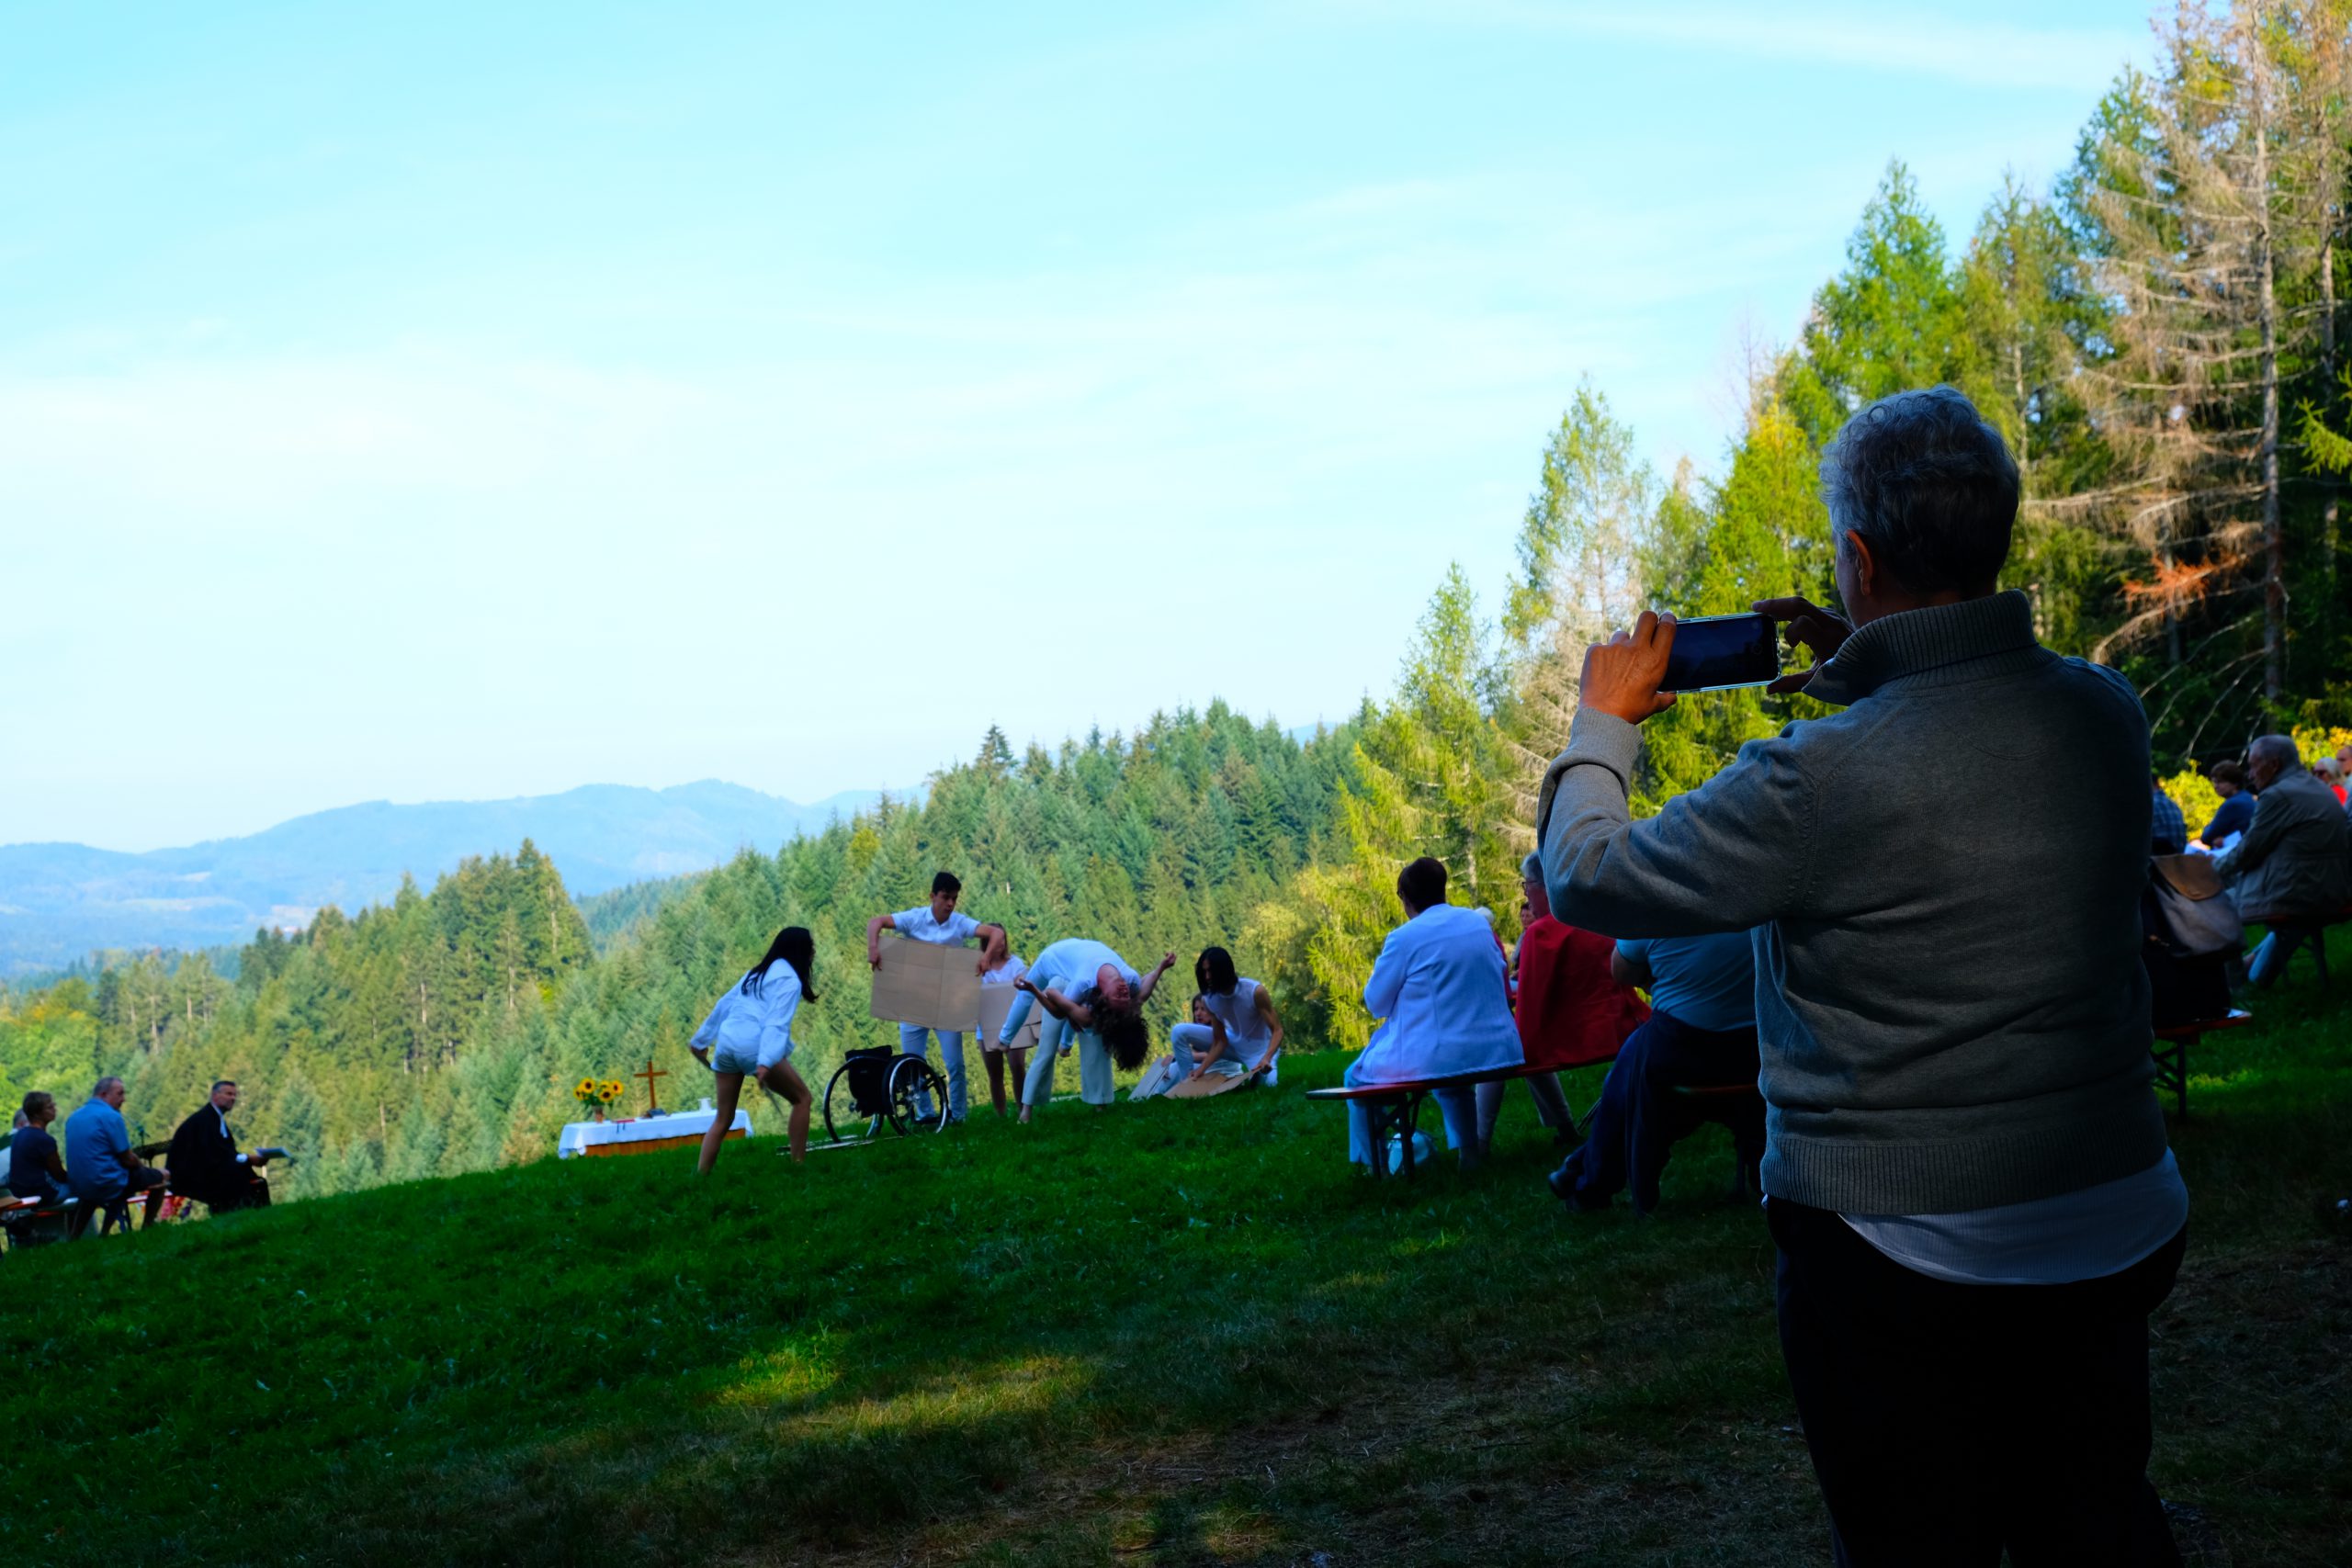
left=689, top=927, right=820, bottom=1170
left=1131, top=946, right=1284, bottom=1100
left=865, top=871, right=1008, bottom=1123
left=997, top=938, right=1175, bottom=1122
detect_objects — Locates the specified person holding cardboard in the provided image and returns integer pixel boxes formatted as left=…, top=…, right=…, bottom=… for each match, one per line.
left=977, top=946, right=1033, bottom=1118
left=1131, top=946, right=1283, bottom=1099
left=865, top=872, right=1009, bottom=1124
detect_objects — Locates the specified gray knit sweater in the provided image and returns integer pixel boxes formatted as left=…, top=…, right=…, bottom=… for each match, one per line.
left=1535, top=592, right=2169, bottom=1213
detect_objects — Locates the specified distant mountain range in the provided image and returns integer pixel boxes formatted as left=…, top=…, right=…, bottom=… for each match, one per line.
left=0, top=781, right=890, bottom=977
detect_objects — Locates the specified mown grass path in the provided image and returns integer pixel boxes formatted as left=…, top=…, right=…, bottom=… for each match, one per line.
left=3, top=987, right=2346, bottom=1566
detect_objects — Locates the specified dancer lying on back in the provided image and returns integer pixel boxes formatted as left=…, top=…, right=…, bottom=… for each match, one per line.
left=997, top=938, right=1174, bottom=1122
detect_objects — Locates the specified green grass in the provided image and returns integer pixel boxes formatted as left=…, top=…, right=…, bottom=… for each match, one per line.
left=3, top=986, right=2347, bottom=1567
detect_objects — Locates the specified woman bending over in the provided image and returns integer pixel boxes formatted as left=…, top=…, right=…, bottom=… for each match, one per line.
left=688, top=926, right=819, bottom=1170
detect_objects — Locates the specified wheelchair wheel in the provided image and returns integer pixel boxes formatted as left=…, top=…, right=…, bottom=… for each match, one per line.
left=822, top=1062, right=882, bottom=1144
left=884, top=1055, right=949, bottom=1135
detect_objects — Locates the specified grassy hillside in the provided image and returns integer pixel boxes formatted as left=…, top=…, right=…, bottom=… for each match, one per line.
left=2, top=986, right=2346, bottom=1566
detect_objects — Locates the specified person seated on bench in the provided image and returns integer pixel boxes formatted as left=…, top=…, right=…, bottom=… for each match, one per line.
left=1347, top=856, right=1521, bottom=1169
left=165, top=1080, right=277, bottom=1213
left=6, top=1093, right=67, bottom=1204
left=2214, top=734, right=2352, bottom=986
left=2198, top=761, right=2252, bottom=850
left=62, top=1077, right=164, bottom=1237
left=1548, top=930, right=1759, bottom=1213
left=1504, top=852, right=1649, bottom=1147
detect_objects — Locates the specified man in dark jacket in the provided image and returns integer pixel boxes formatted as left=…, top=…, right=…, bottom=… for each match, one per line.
left=2215, top=735, right=2352, bottom=986
left=166, top=1080, right=274, bottom=1212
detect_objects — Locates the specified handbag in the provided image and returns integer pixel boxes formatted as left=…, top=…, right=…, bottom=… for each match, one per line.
left=2149, top=854, right=2243, bottom=956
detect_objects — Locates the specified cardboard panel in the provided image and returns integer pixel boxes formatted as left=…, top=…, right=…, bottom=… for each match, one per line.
left=977, top=982, right=1044, bottom=1048
left=868, top=934, right=985, bottom=1031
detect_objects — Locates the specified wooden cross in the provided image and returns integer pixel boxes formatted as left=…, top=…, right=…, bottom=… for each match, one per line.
left=632, top=1057, right=669, bottom=1114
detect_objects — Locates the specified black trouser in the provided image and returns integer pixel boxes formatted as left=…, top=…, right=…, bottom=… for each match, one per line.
left=1769, top=1197, right=2187, bottom=1568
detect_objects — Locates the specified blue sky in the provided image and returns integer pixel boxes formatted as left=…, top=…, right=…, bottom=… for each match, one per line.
left=0, top=1, right=2153, bottom=851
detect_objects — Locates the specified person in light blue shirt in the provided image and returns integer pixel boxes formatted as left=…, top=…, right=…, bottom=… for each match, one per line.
left=688, top=927, right=820, bottom=1170
left=1548, top=931, right=1762, bottom=1214
left=62, top=1077, right=164, bottom=1237
left=1611, top=932, right=1757, bottom=1032
left=865, top=871, right=1009, bottom=1123
left=998, top=937, right=1174, bottom=1122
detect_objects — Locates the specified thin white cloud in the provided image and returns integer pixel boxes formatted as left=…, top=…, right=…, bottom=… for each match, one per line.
left=1331, top=1, right=2144, bottom=94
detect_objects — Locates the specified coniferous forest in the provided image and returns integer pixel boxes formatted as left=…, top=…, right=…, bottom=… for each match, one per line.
left=10, top=2, right=2352, bottom=1196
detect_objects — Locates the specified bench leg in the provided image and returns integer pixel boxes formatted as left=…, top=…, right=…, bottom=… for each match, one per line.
left=2150, top=1034, right=2192, bottom=1118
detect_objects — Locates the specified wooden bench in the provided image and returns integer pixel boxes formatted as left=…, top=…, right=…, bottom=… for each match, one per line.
left=2259, top=905, right=2352, bottom=989
left=0, top=1194, right=74, bottom=1251
left=1305, top=1062, right=1577, bottom=1179
left=2151, top=1009, right=2254, bottom=1116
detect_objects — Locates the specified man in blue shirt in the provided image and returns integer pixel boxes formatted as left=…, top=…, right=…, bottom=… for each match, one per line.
left=62, top=1077, right=164, bottom=1237
left=1548, top=930, right=1762, bottom=1213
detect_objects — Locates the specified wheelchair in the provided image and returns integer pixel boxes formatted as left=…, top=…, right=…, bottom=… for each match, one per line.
left=821, top=1043, right=949, bottom=1142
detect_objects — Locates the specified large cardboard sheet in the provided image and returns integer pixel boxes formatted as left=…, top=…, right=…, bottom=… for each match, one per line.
left=868, top=936, right=984, bottom=1032
left=978, top=982, right=1044, bottom=1049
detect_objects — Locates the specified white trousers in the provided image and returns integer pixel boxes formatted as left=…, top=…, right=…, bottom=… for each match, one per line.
left=1021, top=1013, right=1114, bottom=1108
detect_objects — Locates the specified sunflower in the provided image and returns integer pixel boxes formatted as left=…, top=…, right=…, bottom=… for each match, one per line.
left=573, top=1077, right=598, bottom=1100
left=600, top=1080, right=626, bottom=1102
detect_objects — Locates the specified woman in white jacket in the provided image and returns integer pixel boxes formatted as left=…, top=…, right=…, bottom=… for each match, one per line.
left=688, top=926, right=819, bottom=1170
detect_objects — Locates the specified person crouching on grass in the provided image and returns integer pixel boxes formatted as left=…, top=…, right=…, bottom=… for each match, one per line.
left=688, top=926, right=819, bottom=1170
left=1131, top=947, right=1284, bottom=1100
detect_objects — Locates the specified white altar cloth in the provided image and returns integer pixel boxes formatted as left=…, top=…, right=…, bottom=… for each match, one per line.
left=558, top=1106, right=751, bottom=1158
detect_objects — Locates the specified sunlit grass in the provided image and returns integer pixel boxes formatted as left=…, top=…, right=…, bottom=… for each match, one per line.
left=0, top=993, right=2345, bottom=1564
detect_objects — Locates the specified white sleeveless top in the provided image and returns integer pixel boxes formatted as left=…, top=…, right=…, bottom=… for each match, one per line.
left=1199, top=978, right=1270, bottom=1051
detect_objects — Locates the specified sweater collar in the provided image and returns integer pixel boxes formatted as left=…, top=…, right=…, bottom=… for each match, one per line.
left=1804, top=590, right=2047, bottom=705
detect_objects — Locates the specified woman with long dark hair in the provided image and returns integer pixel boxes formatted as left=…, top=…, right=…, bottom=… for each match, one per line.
left=687, top=926, right=819, bottom=1170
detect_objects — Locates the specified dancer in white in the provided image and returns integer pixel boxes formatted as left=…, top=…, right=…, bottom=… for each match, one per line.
left=996, top=938, right=1174, bottom=1122
left=978, top=948, right=1031, bottom=1118
left=1132, top=947, right=1283, bottom=1100
left=865, top=871, right=1008, bottom=1124
left=687, top=926, right=818, bottom=1170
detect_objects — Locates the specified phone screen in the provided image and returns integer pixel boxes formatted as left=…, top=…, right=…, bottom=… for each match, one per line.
left=1660, top=613, right=1780, bottom=693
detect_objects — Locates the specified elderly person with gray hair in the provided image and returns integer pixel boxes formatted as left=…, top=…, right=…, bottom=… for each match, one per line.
left=62, top=1076, right=164, bottom=1237
left=1537, top=386, right=2185, bottom=1563
left=2214, top=734, right=2352, bottom=987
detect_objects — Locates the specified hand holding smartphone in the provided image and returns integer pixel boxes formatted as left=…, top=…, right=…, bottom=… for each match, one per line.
left=1657, top=613, right=1781, bottom=693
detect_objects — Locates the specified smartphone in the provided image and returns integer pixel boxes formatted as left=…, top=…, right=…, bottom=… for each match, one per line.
left=1659, top=612, right=1780, bottom=693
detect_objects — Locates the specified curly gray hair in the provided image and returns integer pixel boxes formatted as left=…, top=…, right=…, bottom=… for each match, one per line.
left=1819, top=385, right=2019, bottom=595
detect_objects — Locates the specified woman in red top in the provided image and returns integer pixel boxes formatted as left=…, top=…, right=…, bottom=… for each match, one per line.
left=1487, top=852, right=1650, bottom=1147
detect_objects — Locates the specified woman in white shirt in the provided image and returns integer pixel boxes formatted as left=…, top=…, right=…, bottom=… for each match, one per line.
left=1132, top=947, right=1284, bottom=1100
left=688, top=926, right=819, bottom=1170
left=978, top=950, right=1032, bottom=1118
